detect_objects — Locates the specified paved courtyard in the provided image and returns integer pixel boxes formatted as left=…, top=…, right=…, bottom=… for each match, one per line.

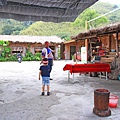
left=0, top=60, right=120, bottom=120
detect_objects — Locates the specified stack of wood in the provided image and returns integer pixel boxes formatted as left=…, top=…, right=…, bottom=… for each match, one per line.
left=108, top=57, right=120, bottom=80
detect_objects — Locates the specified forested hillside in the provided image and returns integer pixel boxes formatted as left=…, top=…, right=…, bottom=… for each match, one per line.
left=0, top=19, right=33, bottom=35
left=91, top=2, right=120, bottom=23
left=0, top=1, right=120, bottom=40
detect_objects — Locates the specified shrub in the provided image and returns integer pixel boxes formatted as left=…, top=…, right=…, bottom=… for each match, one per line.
left=22, top=52, right=42, bottom=61
left=0, top=57, right=6, bottom=62
left=9, top=54, right=17, bottom=61
left=33, top=53, right=41, bottom=61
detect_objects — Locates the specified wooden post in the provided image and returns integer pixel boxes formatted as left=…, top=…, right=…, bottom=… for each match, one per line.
left=60, top=43, right=64, bottom=59
left=109, top=34, right=112, bottom=52
left=75, top=40, right=78, bottom=64
left=116, top=32, right=119, bottom=56
left=85, top=39, right=88, bottom=61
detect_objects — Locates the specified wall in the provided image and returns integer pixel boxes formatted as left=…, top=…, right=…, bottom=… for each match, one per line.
left=110, top=34, right=116, bottom=50
left=64, top=40, right=85, bottom=60
left=8, top=42, right=60, bottom=59
left=9, top=42, right=42, bottom=56
left=99, top=33, right=120, bottom=52
left=54, top=45, right=59, bottom=59
left=100, top=35, right=110, bottom=51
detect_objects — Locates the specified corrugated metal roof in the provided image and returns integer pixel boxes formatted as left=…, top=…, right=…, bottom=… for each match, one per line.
left=0, top=0, right=98, bottom=22
left=0, top=35, right=64, bottom=44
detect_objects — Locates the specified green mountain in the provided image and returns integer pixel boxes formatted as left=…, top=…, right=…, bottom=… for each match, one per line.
left=20, top=21, right=84, bottom=40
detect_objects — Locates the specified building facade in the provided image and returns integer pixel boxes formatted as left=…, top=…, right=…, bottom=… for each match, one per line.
left=0, top=35, right=63, bottom=60
left=64, top=40, right=85, bottom=60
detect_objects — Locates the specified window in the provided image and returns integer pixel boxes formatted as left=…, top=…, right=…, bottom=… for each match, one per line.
left=34, top=47, right=42, bottom=53
left=11, top=47, right=23, bottom=53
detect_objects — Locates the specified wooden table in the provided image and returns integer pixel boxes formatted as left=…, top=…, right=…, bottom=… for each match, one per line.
left=63, top=63, right=111, bottom=83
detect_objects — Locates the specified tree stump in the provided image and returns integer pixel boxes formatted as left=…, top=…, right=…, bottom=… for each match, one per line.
left=108, top=57, right=120, bottom=80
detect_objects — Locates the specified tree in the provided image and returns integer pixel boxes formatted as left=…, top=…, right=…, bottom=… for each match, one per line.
left=91, top=2, right=120, bottom=24
left=76, top=8, right=108, bottom=29
left=0, top=40, right=11, bottom=57
left=1, top=25, right=13, bottom=35
left=0, top=19, right=32, bottom=35
left=56, top=32, right=71, bottom=40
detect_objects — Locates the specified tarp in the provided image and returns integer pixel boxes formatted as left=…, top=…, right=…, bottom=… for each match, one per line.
left=0, top=0, right=98, bottom=22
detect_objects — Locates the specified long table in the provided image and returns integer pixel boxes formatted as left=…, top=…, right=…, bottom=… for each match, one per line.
left=63, top=63, right=111, bottom=83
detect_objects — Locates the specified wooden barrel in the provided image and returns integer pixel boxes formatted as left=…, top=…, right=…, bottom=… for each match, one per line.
left=93, top=89, right=111, bottom=117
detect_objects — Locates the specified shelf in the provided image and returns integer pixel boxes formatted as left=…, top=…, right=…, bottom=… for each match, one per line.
left=91, top=47, right=107, bottom=49
left=89, top=42, right=96, bottom=43
left=106, top=55, right=116, bottom=57
left=91, top=47, right=106, bottom=49
left=91, top=47, right=98, bottom=49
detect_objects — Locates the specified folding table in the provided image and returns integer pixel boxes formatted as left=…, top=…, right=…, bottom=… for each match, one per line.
left=63, top=63, right=111, bottom=83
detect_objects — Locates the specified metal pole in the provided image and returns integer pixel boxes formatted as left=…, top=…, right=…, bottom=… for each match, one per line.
left=68, top=70, right=70, bottom=82
left=85, top=20, right=88, bottom=30
left=73, top=73, right=74, bottom=84
left=88, top=7, right=120, bottom=23
left=106, top=72, right=108, bottom=80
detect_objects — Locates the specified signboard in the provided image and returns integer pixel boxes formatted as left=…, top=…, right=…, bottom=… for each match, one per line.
left=81, top=47, right=87, bottom=63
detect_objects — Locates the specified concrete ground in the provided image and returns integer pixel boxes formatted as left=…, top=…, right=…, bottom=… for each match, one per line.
left=0, top=60, right=120, bottom=120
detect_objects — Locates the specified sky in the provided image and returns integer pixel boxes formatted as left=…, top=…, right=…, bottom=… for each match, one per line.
left=99, top=0, right=120, bottom=5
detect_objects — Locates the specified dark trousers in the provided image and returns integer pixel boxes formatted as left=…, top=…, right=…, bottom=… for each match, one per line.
left=48, top=59, right=53, bottom=73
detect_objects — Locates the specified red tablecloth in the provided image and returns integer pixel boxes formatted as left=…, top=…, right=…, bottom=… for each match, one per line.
left=63, top=63, right=111, bottom=74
